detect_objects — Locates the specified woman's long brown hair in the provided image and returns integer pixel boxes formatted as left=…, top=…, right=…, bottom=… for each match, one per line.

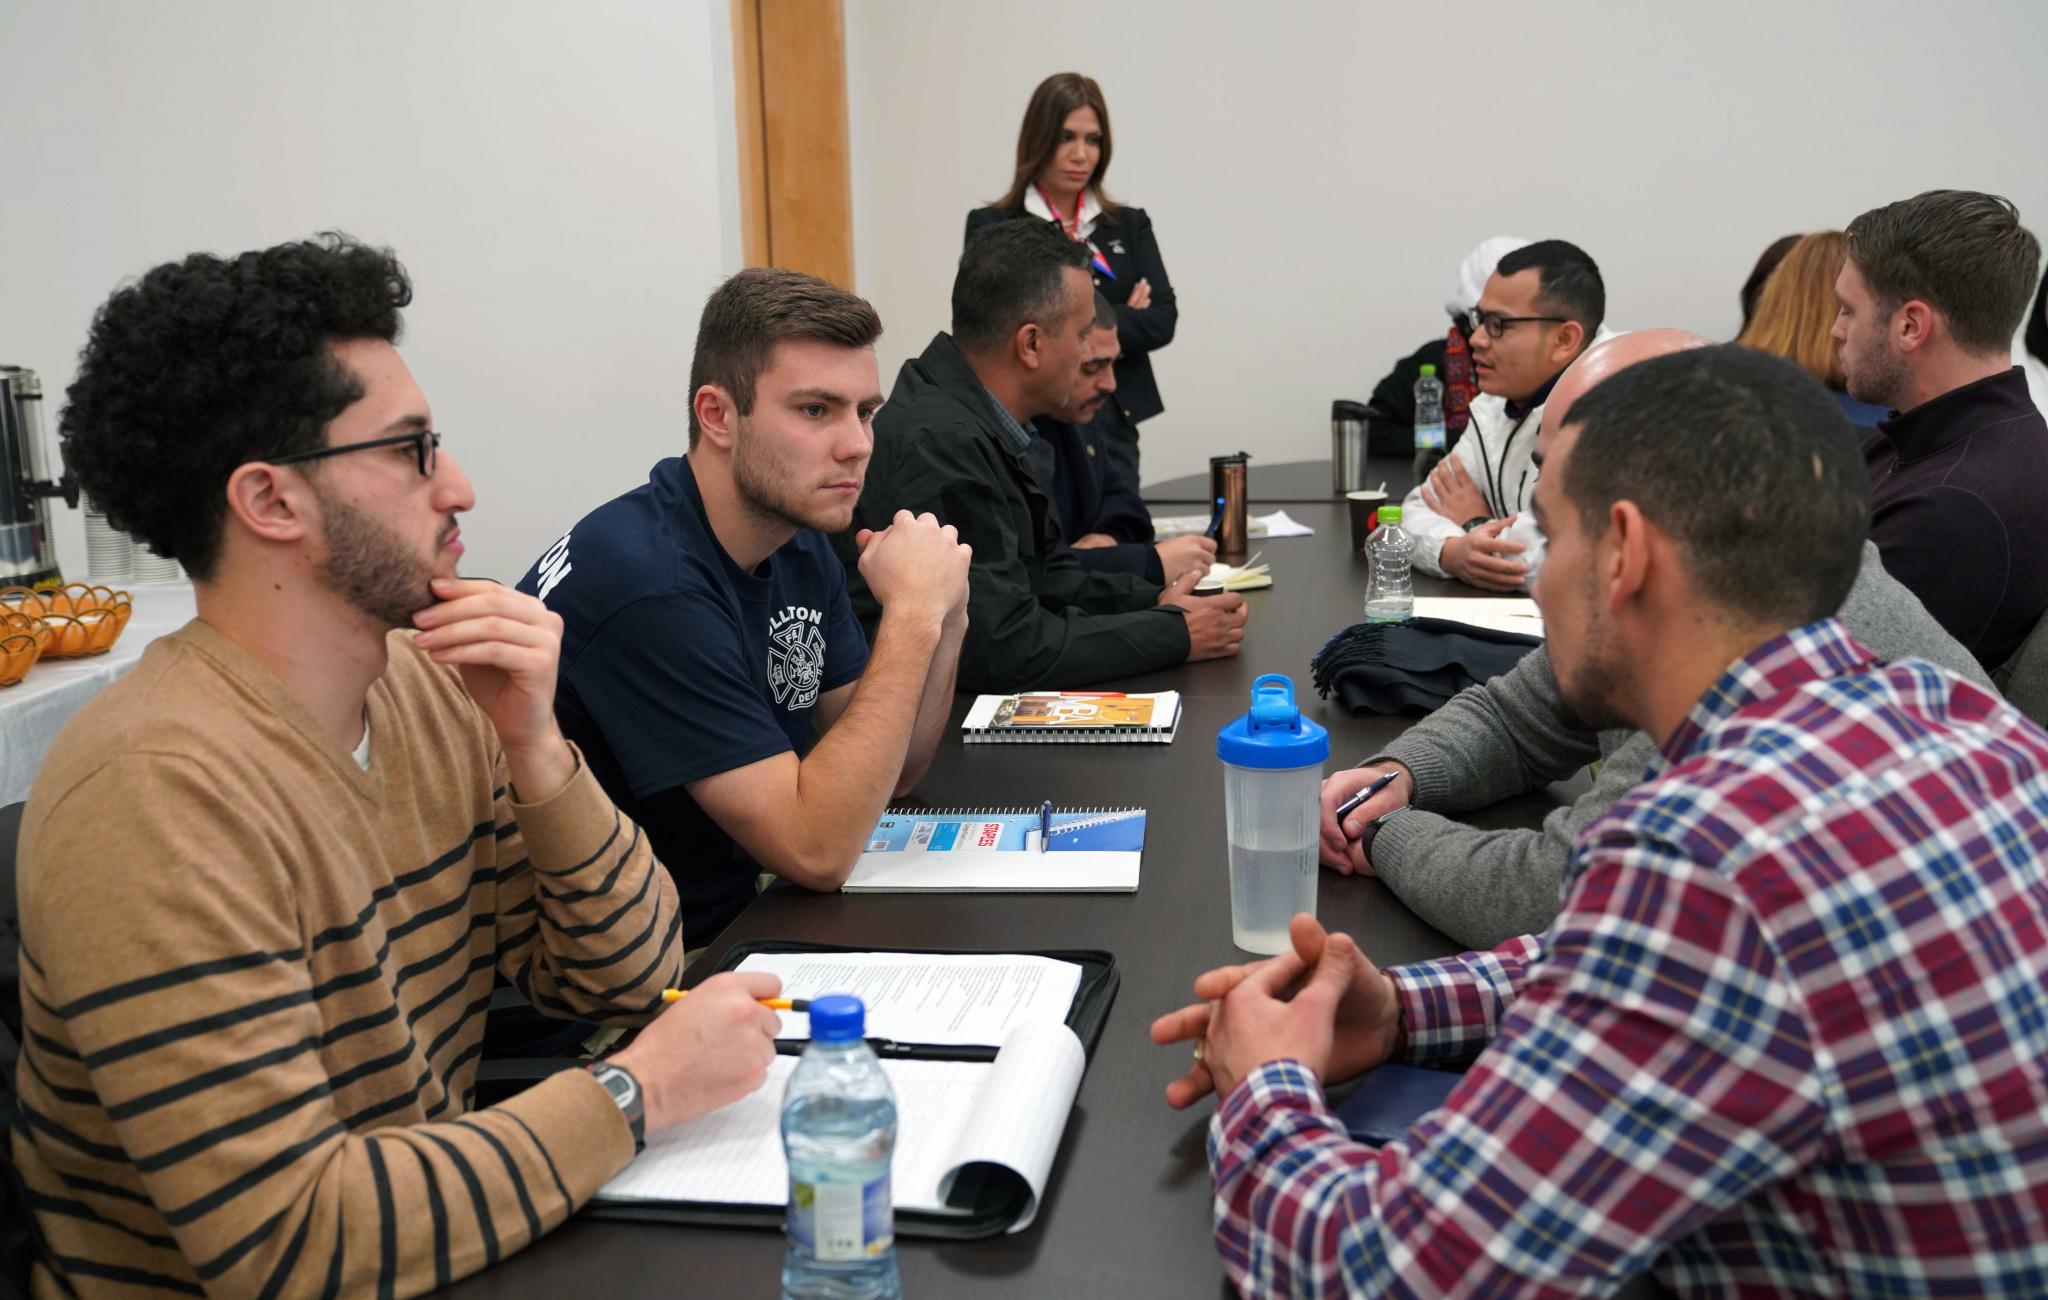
left=1737, top=231, right=1850, bottom=390
left=990, top=72, right=1124, bottom=221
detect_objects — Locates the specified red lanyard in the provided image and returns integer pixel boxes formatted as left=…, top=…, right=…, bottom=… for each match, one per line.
left=1034, top=184, right=1086, bottom=240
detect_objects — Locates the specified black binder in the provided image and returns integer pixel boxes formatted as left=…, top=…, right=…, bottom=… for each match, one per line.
left=581, top=941, right=1118, bottom=1239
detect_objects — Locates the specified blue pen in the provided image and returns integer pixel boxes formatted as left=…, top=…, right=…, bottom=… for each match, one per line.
left=1203, top=495, right=1227, bottom=540
left=1039, top=799, right=1052, bottom=854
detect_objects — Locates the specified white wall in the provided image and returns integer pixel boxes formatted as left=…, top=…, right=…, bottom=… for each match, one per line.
left=0, top=0, right=740, bottom=583
left=845, top=0, right=2048, bottom=487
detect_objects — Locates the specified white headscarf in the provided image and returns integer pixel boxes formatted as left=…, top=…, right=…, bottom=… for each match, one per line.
left=1447, top=236, right=1533, bottom=318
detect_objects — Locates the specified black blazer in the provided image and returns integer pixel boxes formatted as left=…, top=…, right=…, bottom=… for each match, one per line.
left=965, top=204, right=1177, bottom=425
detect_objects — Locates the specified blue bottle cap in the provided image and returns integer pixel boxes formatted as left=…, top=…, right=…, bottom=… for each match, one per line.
left=806, top=994, right=865, bottom=1043
left=1216, top=673, right=1330, bottom=770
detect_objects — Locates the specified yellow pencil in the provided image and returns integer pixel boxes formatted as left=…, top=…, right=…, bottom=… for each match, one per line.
left=661, top=989, right=807, bottom=1011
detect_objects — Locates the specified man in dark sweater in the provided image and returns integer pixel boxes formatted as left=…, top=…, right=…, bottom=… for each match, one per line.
left=1837, top=190, right=2048, bottom=670
left=836, top=219, right=1247, bottom=690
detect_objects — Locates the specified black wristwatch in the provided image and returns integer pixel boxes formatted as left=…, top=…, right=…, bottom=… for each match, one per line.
left=586, top=1061, right=646, bottom=1153
left=1459, top=515, right=1492, bottom=532
left=1358, top=808, right=1405, bottom=862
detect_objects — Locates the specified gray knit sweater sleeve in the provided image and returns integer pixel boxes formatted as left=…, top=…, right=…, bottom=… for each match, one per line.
left=1356, top=542, right=1988, bottom=950
left=1836, top=541, right=1994, bottom=690
left=1374, top=644, right=1602, bottom=812
left=1362, top=643, right=1634, bottom=949
left=1367, top=734, right=1652, bottom=949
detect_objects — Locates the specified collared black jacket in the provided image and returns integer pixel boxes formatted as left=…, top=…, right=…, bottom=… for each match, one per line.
left=833, top=333, right=1189, bottom=691
left=1040, top=414, right=1162, bottom=584
left=964, top=204, right=1176, bottom=429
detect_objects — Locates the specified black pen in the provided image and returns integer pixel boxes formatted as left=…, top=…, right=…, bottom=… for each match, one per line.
left=1334, top=769, right=1401, bottom=827
left=871, top=1038, right=997, bottom=1061
left=773, top=1037, right=979, bottom=1060
left=1203, top=495, right=1226, bottom=540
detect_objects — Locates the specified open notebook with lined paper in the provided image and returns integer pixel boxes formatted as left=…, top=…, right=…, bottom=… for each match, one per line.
left=594, top=1019, right=1084, bottom=1234
left=583, top=943, right=1118, bottom=1239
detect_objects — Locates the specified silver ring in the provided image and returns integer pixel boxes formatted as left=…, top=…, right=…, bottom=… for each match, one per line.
left=1192, top=1041, right=1206, bottom=1064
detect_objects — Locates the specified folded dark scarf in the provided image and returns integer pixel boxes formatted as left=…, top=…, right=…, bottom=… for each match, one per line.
left=1311, top=617, right=1542, bottom=716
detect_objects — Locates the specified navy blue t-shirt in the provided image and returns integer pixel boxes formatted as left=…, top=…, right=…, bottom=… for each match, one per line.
left=515, top=455, right=868, bottom=943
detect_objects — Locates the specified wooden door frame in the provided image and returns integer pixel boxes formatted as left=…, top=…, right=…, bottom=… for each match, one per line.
left=729, top=0, right=854, bottom=288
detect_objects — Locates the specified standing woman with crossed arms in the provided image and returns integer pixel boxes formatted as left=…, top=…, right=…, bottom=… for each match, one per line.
left=967, top=72, right=1176, bottom=488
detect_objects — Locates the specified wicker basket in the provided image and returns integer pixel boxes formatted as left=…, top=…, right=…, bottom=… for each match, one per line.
left=0, top=584, right=134, bottom=661
left=0, top=631, right=40, bottom=687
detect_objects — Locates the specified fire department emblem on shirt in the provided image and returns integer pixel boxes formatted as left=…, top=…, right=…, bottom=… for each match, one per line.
left=767, top=605, right=826, bottom=710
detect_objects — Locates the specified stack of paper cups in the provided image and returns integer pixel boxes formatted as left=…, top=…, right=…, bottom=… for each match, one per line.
left=83, top=501, right=135, bottom=581
left=131, top=542, right=183, bottom=584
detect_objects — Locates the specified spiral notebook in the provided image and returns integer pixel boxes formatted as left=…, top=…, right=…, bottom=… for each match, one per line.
left=844, top=806, right=1145, bottom=892
left=960, top=691, right=1181, bottom=743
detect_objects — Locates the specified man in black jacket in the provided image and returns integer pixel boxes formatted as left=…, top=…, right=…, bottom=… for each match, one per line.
left=964, top=203, right=1175, bottom=489
left=837, top=219, right=1247, bottom=691
left=1047, top=294, right=1216, bottom=584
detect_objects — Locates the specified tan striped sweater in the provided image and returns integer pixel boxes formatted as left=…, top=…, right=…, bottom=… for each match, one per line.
left=12, top=620, right=684, bottom=1297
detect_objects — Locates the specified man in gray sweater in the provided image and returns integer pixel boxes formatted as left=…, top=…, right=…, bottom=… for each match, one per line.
left=1319, top=328, right=1995, bottom=949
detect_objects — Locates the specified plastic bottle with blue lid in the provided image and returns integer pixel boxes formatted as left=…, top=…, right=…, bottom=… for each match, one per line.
left=1216, top=674, right=1330, bottom=954
left=781, top=994, right=902, bottom=1299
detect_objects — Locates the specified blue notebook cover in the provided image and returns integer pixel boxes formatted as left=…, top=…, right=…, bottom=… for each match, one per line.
left=1331, top=1064, right=1463, bottom=1144
left=863, top=808, right=1147, bottom=855
left=846, top=807, right=1146, bottom=892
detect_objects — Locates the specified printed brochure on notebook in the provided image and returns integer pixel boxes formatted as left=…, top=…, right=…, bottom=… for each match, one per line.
left=844, top=806, right=1144, bottom=892
left=961, top=691, right=1180, bottom=743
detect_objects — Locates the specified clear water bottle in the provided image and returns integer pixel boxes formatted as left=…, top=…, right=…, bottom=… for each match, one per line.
left=1217, top=674, right=1330, bottom=954
left=1366, top=504, right=1414, bottom=622
left=781, top=995, right=901, bottom=1300
left=1412, top=364, right=1448, bottom=483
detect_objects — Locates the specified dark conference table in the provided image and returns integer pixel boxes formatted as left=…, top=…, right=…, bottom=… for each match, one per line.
left=451, top=488, right=1595, bottom=1299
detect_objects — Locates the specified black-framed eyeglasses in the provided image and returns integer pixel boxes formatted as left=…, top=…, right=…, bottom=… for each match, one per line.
left=1461, top=309, right=1568, bottom=340
left=266, top=429, right=441, bottom=478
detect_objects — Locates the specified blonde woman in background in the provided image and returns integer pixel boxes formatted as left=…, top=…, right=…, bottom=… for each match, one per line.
left=1736, top=230, right=1891, bottom=427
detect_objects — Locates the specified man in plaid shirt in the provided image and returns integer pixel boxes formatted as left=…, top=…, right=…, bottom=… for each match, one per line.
left=1154, top=345, right=2048, bottom=1296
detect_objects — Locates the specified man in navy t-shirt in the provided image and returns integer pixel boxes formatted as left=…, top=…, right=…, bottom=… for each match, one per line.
left=518, top=269, right=970, bottom=945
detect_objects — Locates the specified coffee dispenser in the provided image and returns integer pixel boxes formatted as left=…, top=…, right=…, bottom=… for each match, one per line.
left=2, top=366, right=78, bottom=586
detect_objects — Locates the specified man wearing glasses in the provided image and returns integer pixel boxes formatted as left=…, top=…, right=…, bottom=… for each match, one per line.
left=12, top=235, right=784, bottom=1295
left=1398, top=239, right=1609, bottom=592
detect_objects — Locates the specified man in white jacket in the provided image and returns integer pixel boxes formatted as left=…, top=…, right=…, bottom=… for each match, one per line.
left=1403, top=239, right=1609, bottom=590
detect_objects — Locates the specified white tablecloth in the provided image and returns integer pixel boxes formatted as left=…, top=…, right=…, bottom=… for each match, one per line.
left=0, top=583, right=198, bottom=805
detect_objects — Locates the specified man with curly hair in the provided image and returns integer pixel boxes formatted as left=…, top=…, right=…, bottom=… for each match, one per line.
left=11, top=234, right=784, bottom=1296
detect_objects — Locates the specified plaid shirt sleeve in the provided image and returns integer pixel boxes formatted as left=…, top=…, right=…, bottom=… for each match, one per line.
left=1385, top=934, right=1541, bottom=1068
left=1208, top=833, right=1828, bottom=1298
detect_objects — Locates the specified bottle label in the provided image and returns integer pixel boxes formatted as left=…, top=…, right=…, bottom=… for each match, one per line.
left=788, top=1173, right=893, bottom=1261
left=1415, top=421, right=1447, bottom=452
